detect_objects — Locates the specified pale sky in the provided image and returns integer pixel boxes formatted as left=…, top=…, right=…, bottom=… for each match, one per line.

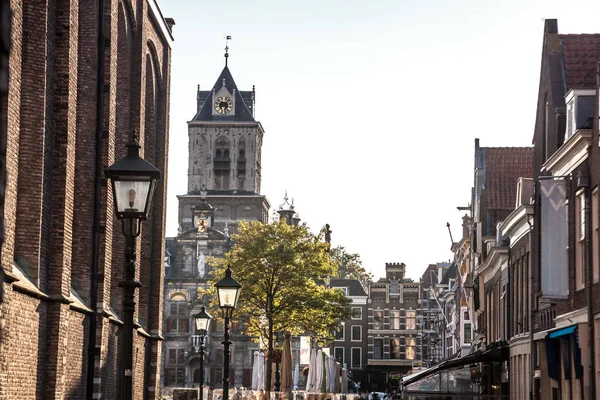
left=158, top=0, right=600, bottom=281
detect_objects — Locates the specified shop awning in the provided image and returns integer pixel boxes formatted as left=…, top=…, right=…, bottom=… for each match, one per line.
left=548, top=325, right=577, bottom=338
left=401, top=343, right=508, bottom=387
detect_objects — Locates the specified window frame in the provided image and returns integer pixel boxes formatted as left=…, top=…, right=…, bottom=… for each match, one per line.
left=351, top=325, right=362, bottom=342
left=405, top=337, right=416, bottom=360
left=351, top=307, right=362, bottom=320
left=373, top=310, right=384, bottom=330
left=334, top=324, right=345, bottom=341
left=406, top=310, right=416, bottom=330
left=351, top=347, right=362, bottom=369
left=373, top=338, right=384, bottom=360
left=390, top=311, right=400, bottom=330
left=576, top=189, right=586, bottom=290
left=334, top=347, right=345, bottom=365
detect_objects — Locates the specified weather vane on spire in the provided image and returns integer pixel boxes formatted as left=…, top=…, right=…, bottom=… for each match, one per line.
left=224, top=35, right=232, bottom=66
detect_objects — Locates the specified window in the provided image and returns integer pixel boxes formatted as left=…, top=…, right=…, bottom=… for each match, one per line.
left=373, top=310, right=384, bottom=330
left=406, top=338, right=416, bottom=360
left=351, top=325, right=361, bottom=341
left=334, top=347, right=344, bottom=364
left=390, top=280, right=399, bottom=294
left=593, top=189, right=599, bottom=282
left=576, top=192, right=586, bottom=289
left=390, top=311, right=400, bottom=330
left=351, top=348, right=362, bottom=369
left=373, top=338, right=383, bottom=360
left=167, top=301, right=189, bottom=333
left=351, top=307, right=362, bottom=320
left=335, top=287, right=349, bottom=295
left=164, top=348, right=186, bottom=386
left=406, top=310, right=416, bottom=330
left=390, top=339, right=401, bottom=359
left=334, top=325, right=345, bottom=341
left=464, top=323, right=472, bottom=344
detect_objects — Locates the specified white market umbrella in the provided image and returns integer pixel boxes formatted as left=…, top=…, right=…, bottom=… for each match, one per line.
left=334, top=361, right=341, bottom=393
left=314, top=349, right=324, bottom=393
left=252, top=351, right=259, bottom=390
left=293, top=362, right=300, bottom=390
left=257, top=352, right=265, bottom=390
left=305, top=348, right=316, bottom=391
left=326, top=355, right=335, bottom=392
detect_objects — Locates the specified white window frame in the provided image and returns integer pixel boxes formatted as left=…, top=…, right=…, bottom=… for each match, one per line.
left=351, top=325, right=362, bottom=342
left=334, top=324, right=345, bottom=341
left=334, top=347, right=345, bottom=365
left=390, top=311, right=400, bottom=330
left=351, top=347, right=362, bottom=369
left=351, top=307, right=362, bottom=320
left=373, top=338, right=384, bottom=360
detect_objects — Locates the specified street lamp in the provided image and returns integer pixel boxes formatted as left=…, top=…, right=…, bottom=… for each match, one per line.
left=215, top=265, right=241, bottom=400
left=195, top=305, right=213, bottom=400
left=104, top=130, right=160, bottom=400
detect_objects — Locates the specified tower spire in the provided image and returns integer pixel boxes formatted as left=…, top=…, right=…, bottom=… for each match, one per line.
left=224, top=35, right=231, bottom=66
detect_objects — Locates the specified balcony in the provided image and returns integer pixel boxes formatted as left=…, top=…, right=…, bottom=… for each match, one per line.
left=368, top=359, right=415, bottom=367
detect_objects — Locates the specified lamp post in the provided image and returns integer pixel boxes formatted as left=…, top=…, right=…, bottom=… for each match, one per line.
left=195, top=306, right=213, bottom=400
left=104, top=130, right=160, bottom=400
left=215, top=265, right=242, bottom=400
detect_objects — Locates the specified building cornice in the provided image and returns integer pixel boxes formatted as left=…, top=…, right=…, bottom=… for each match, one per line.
left=187, top=120, right=265, bottom=134
left=541, top=129, right=592, bottom=176
left=502, top=204, right=533, bottom=244
left=475, top=247, right=508, bottom=282
left=148, top=0, right=174, bottom=46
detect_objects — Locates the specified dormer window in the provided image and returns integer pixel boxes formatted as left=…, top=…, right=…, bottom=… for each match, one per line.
left=565, top=89, right=595, bottom=140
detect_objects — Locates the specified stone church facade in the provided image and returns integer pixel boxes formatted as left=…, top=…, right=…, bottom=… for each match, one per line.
left=161, top=58, right=270, bottom=396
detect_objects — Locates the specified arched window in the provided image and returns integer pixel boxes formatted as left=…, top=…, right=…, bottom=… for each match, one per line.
left=167, top=294, right=189, bottom=333
left=214, top=136, right=231, bottom=189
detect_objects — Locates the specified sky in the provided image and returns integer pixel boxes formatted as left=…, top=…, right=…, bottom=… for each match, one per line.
left=158, top=0, right=600, bottom=281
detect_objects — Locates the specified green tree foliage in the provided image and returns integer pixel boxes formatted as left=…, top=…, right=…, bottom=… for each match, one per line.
left=204, top=220, right=351, bottom=391
left=330, top=245, right=373, bottom=282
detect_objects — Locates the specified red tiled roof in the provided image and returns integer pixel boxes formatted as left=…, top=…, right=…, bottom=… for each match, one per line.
left=559, top=34, right=600, bottom=89
left=485, top=147, right=533, bottom=210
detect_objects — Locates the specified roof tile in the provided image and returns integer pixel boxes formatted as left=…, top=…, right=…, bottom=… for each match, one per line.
left=484, top=147, right=533, bottom=210
left=559, top=34, right=600, bottom=89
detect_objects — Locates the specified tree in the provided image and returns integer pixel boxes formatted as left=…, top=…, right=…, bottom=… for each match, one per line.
left=204, top=220, right=351, bottom=394
left=330, top=245, right=373, bottom=282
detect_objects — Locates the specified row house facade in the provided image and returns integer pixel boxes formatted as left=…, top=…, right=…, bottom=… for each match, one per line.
left=330, top=278, right=369, bottom=391
left=0, top=1, right=174, bottom=399
left=366, top=263, right=421, bottom=392
left=530, top=19, right=600, bottom=400
left=419, top=262, right=454, bottom=364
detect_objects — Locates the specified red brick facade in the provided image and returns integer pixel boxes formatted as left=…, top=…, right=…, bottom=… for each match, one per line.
left=0, top=0, right=173, bottom=398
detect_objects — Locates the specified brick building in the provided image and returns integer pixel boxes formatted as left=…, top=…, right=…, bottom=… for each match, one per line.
left=530, top=19, right=600, bottom=400
left=0, top=1, right=173, bottom=399
left=366, top=262, right=421, bottom=392
left=161, top=58, right=269, bottom=396
left=329, top=278, right=368, bottom=390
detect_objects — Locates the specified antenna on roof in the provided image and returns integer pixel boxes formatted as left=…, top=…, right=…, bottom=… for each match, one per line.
left=224, top=35, right=232, bottom=66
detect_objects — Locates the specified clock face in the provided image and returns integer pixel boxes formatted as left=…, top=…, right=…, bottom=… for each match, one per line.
left=214, top=96, right=233, bottom=114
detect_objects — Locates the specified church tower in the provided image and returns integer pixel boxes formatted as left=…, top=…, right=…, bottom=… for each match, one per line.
left=187, top=62, right=262, bottom=194
left=178, top=48, right=270, bottom=236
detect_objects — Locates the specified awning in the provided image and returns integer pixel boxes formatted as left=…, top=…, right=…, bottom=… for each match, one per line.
left=402, top=343, right=508, bottom=387
left=545, top=324, right=583, bottom=380
left=548, top=325, right=577, bottom=338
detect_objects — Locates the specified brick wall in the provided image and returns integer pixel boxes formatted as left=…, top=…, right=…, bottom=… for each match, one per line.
left=0, top=0, right=173, bottom=398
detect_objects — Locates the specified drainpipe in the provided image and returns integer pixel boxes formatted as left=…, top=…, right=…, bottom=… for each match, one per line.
left=86, top=0, right=106, bottom=398
left=578, top=169, right=595, bottom=400
left=527, top=213, right=534, bottom=400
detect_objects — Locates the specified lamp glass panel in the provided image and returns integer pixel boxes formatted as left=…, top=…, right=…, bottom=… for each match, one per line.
left=113, top=179, right=151, bottom=213
left=195, top=316, right=211, bottom=332
left=217, top=287, right=239, bottom=308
